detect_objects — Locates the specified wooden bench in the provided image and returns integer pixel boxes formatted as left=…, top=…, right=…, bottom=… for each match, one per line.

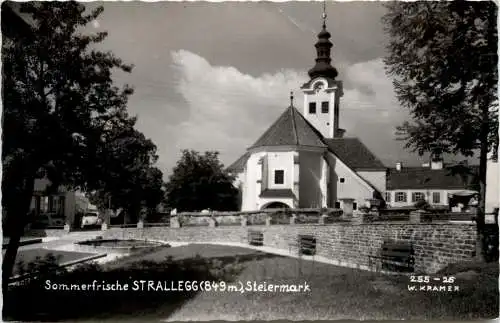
left=368, top=241, right=415, bottom=272
left=287, top=235, right=317, bottom=276
left=288, top=235, right=317, bottom=256
left=248, top=230, right=264, bottom=246
left=298, top=235, right=316, bottom=256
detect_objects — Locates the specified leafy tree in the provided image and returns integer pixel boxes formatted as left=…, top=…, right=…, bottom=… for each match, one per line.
left=383, top=1, right=498, bottom=259
left=2, top=2, right=136, bottom=288
left=87, top=125, right=164, bottom=223
left=165, top=150, right=239, bottom=212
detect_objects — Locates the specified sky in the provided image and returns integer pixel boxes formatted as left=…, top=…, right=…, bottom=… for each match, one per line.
left=80, top=1, right=443, bottom=179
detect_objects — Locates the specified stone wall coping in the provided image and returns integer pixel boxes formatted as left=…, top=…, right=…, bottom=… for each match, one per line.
left=101, top=222, right=476, bottom=230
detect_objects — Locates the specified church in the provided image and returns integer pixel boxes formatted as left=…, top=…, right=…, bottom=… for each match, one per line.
left=227, top=12, right=387, bottom=215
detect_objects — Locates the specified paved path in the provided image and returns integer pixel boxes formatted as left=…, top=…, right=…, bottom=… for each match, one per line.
left=15, top=231, right=128, bottom=265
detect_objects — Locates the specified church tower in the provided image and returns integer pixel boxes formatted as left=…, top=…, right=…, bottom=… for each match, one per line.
left=301, top=2, right=344, bottom=139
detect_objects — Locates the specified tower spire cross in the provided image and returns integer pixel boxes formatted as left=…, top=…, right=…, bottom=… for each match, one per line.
left=290, top=91, right=294, bottom=107
left=322, top=0, right=327, bottom=29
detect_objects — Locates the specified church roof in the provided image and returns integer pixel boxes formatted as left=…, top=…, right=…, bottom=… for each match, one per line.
left=227, top=152, right=249, bottom=173
left=249, top=106, right=327, bottom=149
left=324, top=138, right=386, bottom=170
left=228, top=137, right=385, bottom=173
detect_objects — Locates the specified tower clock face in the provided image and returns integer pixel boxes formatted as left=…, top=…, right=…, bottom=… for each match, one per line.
left=314, top=82, right=324, bottom=93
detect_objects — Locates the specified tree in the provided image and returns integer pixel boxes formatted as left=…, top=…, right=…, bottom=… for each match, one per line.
left=2, top=2, right=136, bottom=288
left=383, top=1, right=498, bottom=259
left=165, top=150, right=239, bottom=212
left=87, top=126, right=164, bottom=223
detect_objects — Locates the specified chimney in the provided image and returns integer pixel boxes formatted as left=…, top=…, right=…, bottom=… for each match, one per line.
left=430, top=157, right=443, bottom=170
left=335, top=128, right=346, bottom=138
left=396, top=162, right=402, bottom=171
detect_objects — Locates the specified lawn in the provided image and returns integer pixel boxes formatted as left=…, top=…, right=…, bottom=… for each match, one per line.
left=162, top=246, right=498, bottom=321
left=3, top=243, right=498, bottom=321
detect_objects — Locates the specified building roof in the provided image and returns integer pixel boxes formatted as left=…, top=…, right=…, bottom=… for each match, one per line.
left=259, top=189, right=295, bottom=198
left=249, top=106, right=326, bottom=149
left=227, top=152, right=249, bottom=173
left=386, top=166, right=479, bottom=190
left=307, top=23, right=338, bottom=80
left=324, top=138, right=386, bottom=170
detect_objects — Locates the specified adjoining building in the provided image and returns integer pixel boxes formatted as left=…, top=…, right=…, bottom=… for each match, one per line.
left=385, top=161, right=479, bottom=210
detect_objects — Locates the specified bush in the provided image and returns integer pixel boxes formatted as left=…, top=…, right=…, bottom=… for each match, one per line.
left=414, top=199, right=430, bottom=210
left=15, top=253, right=65, bottom=278
left=358, top=206, right=370, bottom=213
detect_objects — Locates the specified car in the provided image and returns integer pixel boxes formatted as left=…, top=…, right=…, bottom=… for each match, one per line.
left=81, top=212, right=102, bottom=229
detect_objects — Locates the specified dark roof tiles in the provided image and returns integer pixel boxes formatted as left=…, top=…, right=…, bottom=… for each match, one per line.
left=324, top=138, right=386, bottom=170
left=259, top=189, right=295, bottom=198
left=386, top=166, right=479, bottom=190
left=249, top=106, right=326, bottom=149
left=227, top=153, right=249, bottom=173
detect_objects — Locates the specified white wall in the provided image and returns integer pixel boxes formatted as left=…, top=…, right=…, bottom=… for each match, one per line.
left=326, top=153, right=375, bottom=210
left=486, top=159, right=499, bottom=213
left=242, top=152, right=264, bottom=211
left=299, top=151, right=323, bottom=208
left=302, top=78, right=342, bottom=139
left=241, top=151, right=296, bottom=211
left=386, top=189, right=467, bottom=208
left=357, top=170, right=386, bottom=193
left=266, top=152, right=294, bottom=190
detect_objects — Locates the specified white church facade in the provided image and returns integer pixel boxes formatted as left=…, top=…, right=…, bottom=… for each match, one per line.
left=228, top=15, right=387, bottom=214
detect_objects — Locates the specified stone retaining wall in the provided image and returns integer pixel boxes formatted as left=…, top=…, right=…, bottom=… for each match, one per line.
left=100, top=223, right=477, bottom=274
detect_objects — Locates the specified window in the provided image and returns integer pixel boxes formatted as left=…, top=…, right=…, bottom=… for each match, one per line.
left=353, top=202, right=357, bottom=210
left=321, top=101, right=329, bottom=113
left=48, top=196, right=55, bottom=213
left=274, top=170, right=284, bottom=185
left=412, top=192, right=425, bottom=203
left=385, top=192, right=391, bottom=203
left=58, top=196, right=66, bottom=216
left=339, top=178, right=345, bottom=183
left=35, top=196, right=41, bottom=215
left=335, top=202, right=341, bottom=208
left=309, top=102, right=316, bottom=114
left=395, top=192, right=407, bottom=202
left=41, top=196, right=49, bottom=212
left=432, top=192, right=441, bottom=204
